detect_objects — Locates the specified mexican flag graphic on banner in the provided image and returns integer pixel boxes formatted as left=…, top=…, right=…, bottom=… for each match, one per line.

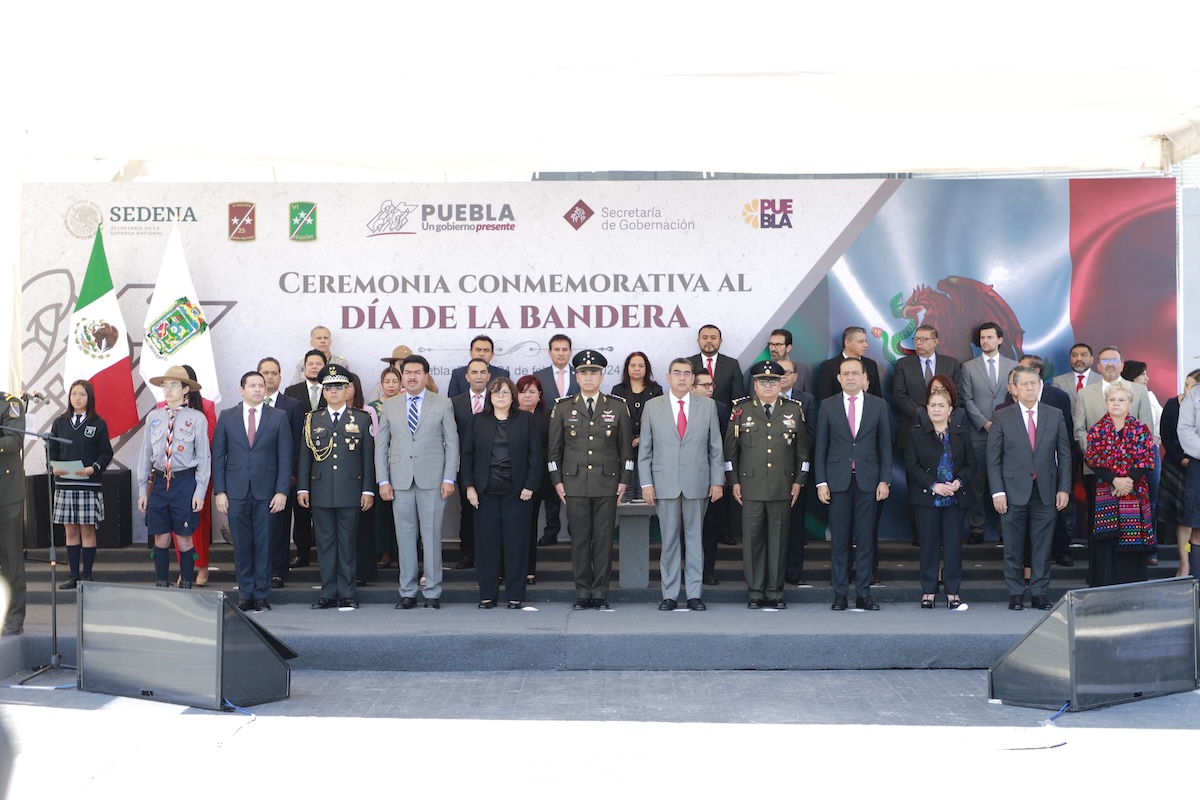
left=64, top=225, right=139, bottom=437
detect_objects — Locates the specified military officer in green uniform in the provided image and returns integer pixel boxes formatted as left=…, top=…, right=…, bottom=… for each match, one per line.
left=298, top=365, right=376, bottom=610
left=1, top=392, right=26, bottom=635
left=725, top=361, right=809, bottom=609
left=547, top=350, right=633, bottom=609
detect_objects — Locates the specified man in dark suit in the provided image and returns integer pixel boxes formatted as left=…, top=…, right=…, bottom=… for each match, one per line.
left=532, top=335, right=577, bottom=546
left=778, top=358, right=817, bottom=587
left=283, top=349, right=327, bottom=567
left=447, top=335, right=510, bottom=398
left=688, top=324, right=744, bottom=407
left=212, top=370, right=293, bottom=612
left=298, top=365, right=375, bottom=610
left=1019, top=355, right=1076, bottom=567
left=547, top=350, right=633, bottom=609
left=960, top=322, right=1019, bottom=544
left=639, top=358, right=724, bottom=611
left=450, top=358, right=491, bottom=569
left=893, top=325, right=963, bottom=444
left=815, top=357, right=892, bottom=611
left=259, top=357, right=304, bottom=587
left=987, top=365, right=1072, bottom=611
left=766, top=328, right=812, bottom=395
left=815, top=326, right=883, bottom=401
left=692, top=371, right=731, bottom=584
left=1051, top=342, right=1100, bottom=414
left=0, top=391, right=26, bottom=636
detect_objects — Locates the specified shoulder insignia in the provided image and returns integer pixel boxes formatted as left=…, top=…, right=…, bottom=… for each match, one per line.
left=554, top=395, right=574, bottom=404
left=731, top=396, right=751, bottom=406
left=608, top=394, right=627, bottom=404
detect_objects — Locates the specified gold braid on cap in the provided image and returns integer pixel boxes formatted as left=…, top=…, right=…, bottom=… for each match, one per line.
left=303, top=413, right=335, bottom=462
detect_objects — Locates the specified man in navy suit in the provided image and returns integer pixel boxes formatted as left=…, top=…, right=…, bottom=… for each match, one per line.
left=815, top=326, right=883, bottom=401
left=258, top=357, right=304, bottom=587
left=815, top=357, right=892, bottom=611
left=450, top=358, right=492, bottom=569
left=688, top=324, right=744, bottom=408
left=987, top=365, right=1072, bottom=611
left=212, top=371, right=293, bottom=612
left=778, top=358, right=817, bottom=586
left=532, top=335, right=577, bottom=545
left=447, top=335, right=510, bottom=397
left=283, top=349, right=327, bottom=567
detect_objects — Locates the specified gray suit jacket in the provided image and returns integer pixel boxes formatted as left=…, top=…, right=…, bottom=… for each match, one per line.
left=638, top=394, right=723, bottom=499
left=533, top=365, right=579, bottom=404
left=1051, top=369, right=1100, bottom=414
left=1072, top=380, right=1152, bottom=473
left=374, top=391, right=459, bottom=491
left=961, top=355, right=1018, bottom=441
left=987, top=402, right=1072, bottom=506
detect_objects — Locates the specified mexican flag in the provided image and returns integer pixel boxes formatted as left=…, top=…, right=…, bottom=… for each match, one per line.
left=64, top=226, right=139, bottom=437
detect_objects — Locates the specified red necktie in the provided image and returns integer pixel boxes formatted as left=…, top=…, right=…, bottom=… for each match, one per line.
left=247, top=407, right=257, bottom=447
left=1076, top=374, right=1084, bottom=392
left=677, top=399, right=687, bottom=439
left=706, top=357, right=714, bottom=379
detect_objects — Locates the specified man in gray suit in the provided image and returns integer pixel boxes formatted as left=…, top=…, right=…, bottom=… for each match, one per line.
left=639, top=358, right=724, bottom=611
left=988, top=365, right=1072, bottom=611
left=1051, top=342, right=1099, bottom=413
left=960, top=322, right=1019, bottom=544
left=375, top=355, right=459, bottom=609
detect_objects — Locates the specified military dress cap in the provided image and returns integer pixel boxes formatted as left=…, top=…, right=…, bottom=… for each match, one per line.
left=318, top=364, right=351, bottom=385
left=572, top=350, right=607, bottom=371
left=149, top=365, right=201, bottom=391
left=381, top=344, right=413, bottom=364
left=749, top=360, right=784, bottom=380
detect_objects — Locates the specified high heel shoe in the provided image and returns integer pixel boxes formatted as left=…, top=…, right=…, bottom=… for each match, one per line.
left=195, top=567, right=209, bottom=587
left=920, top=596, right=935, bottom=609
left=947, top=597, right=963, bottom=610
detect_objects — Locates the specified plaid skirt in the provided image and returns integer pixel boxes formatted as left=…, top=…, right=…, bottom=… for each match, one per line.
left=53, top=488, right=105, bottom=525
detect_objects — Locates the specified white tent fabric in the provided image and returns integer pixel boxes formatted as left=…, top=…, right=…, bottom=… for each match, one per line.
left=5, top=0, right=1200, bottom=386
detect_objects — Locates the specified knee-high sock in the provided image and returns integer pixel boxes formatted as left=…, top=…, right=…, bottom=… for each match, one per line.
left=81, top=546, right=97, bottom=578
left=66, top=544, right=81, bottom=578
left=153, top=546, right=171, bottom=583
left=179, top=548, right=196, bottom=584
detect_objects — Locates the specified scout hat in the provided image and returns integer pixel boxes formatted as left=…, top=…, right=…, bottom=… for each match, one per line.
left=149, top=365, right=201, bottom=392
left=381, top=344, right=413, bottom=364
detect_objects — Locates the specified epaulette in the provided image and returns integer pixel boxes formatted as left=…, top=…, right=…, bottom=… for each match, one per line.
left=3, top=393, right=18, bottom=402
left=554, top=395, right=574, bottom=404
left=731, top=396, right=752, bottom=406
left=608, top=394, right=627, bottom=404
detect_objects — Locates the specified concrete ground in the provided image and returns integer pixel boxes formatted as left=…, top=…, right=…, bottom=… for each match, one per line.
left=2, top=668, right=1198, bottom=796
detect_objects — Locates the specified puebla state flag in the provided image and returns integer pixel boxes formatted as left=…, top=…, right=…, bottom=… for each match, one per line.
left=139, top=225, right=222, bottom=404
left=64, top=225, right=139, bottom=437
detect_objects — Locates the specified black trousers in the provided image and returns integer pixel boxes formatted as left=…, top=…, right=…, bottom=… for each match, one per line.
left=914, top=504, right=966, bottom=594
left=477, top=492, right=533, bottom=603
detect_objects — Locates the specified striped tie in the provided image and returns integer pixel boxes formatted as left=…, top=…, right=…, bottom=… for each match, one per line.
left=408, top=396, right=420, bottom=433
left=164, top=409, right=177, bottom=489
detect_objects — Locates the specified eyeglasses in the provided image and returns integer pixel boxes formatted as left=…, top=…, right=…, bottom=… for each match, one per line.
left=491, top=389, right=513, bottom=397
left=1098, top=358, right=1120, bottom=365
left=323, top=385, right=347, bottom=392
left=160, top=382, right=183, bottom=390
left=755, top=378, right=781, bottom=385
left=913, top=336, right=936, bottom=343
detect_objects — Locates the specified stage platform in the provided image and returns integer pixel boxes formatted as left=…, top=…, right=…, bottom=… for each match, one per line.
left=2, top=539, right=1185, bottom=677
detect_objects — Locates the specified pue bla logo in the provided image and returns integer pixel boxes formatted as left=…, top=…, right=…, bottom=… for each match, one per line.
left=741, top=198, right=793, bottom=229
left=228, top=202, right=256, bottom=241
left=367, top=200, right=418, bottom=236
left=289, top=202, right=317, bottom=241
left=563, top=199, right=594, bottom=230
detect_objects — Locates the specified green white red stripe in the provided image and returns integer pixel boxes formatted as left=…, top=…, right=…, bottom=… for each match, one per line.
left=64, top=226, right=139, bottom=437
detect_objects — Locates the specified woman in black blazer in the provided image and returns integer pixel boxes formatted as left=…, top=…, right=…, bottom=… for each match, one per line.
left=515, top=375, right=550, bottom=584
left=905, top=388, right=976, bottom=609
left=463, top=377, right=544, bottom=608
left=49, top=380, right=114, bottom=588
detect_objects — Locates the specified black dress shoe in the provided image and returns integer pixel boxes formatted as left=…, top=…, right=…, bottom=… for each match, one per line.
left=687, top=598, right=707, bottom=611
left=288, top=557, right=309, bottom=568
left=179, top=581, right=192, bottom=590
left=718, top=535, right=739, bottom=546
left=312, top=598, right=337, bottom=609
left=784, top=573, right=802, bottom=586
left=454, top=558, right=475, bottom=570
left=340, top=598, right=360, bottom=609
left=271, top=576, right=286, bottom=589
left=537, top=534, right=558, bottom=546
left=1031, top=595, right=1053, bottom=610
left=658, top=599, right=678, bottom=611
left=396, top=597, right=418, bottom=609
left=1054, top=555, right=1074, bottom=567
left=855, top=595, right=880, bottom=611
left=593, top=598, right=611, bottom=609
left=747, top=598, right=765, bottom=609
left=573, top=598, right=591, bottom=610
left=1008, top=595, right=1025, bottom=611
left=831, top=595, right=848, bottom=611
left=702, top=573, right=719, bottom=586
left=478, top=600, right=496, bottom=609
left=769, top=598, right=787, bottom=610
left=425, top=598, right=441, bottom=609
left=253, top=599, right=271, bottom=612
left=59, top=577, right=79, bottom=590
left=966, top=532, right=984, bottom=545
left=155, top=580, right=170, bottom=588
left=2, top=623, right=22, bottom=636
left=237, top=599, right=255, bottom=612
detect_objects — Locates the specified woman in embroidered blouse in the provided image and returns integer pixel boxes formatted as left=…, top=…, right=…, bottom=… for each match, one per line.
left=1085, top=379, right=1157, bottom=586
left=904, top=388, right=975, bottom=609
left=49, top=380, right=113, bottom=588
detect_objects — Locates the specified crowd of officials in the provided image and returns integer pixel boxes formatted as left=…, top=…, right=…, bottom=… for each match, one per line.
left=2, top=321, right=1199, bottom=632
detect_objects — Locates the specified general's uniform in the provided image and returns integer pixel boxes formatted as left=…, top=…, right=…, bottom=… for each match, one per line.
left=724, top=393, right=809, bottom=605
left=299, top=404, right=376, bottom=605
left=0, top=393, right=26, bottom=634
left=547, top=352, right=633, bottom=605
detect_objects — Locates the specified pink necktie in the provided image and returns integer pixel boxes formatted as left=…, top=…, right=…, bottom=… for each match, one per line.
left=247, top=407, right=257, bottom=447
left=706, top=357, right=714, bottom=379
left=556, top=369, right=566, bottom=397
left=677, top=399, right=687, bottom=439
left=1076, top=374, right=1084, bottom=392
left=1027, top=409, right=1037, bottom=479
left=848, top=395, right=857, bottom=470
left=472, top=393, right=482, bottom=414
